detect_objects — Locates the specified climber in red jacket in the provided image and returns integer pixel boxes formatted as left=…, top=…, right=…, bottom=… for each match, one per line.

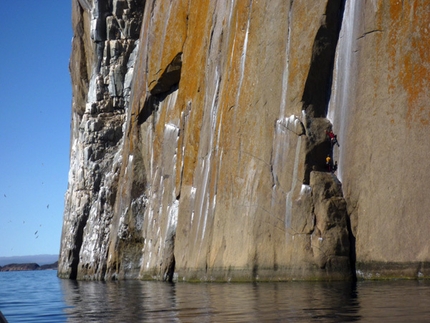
left=326, top=130, right=340, bottom=147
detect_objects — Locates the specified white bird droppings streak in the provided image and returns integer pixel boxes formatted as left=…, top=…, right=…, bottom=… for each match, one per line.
left=285, top=135, right=302, bottom=228
left=235, top=2, right=252, bottom=105
left=166, top=200, right=179, bottom=235
left=327, top=0, right=360, bottom=182
left=279, top=2, right=293, bottom=118
left=195, top=67, right=221, bottom=243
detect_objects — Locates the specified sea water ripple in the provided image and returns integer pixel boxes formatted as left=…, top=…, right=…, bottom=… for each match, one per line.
left=1, top=271, right=430, bottom=322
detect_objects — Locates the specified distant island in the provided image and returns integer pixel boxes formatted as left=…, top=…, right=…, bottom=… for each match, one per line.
left=0, top=254, right=59, bottom=272
left=0, top=261, right=58, bottom=272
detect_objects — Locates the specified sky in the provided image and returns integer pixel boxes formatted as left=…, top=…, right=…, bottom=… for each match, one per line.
left=0, top=1, right=72, bottom=257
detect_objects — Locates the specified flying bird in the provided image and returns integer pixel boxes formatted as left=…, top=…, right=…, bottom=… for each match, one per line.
left=35, top=230, right=38, bottom=235
left=46, top=204, right=49, bottom=209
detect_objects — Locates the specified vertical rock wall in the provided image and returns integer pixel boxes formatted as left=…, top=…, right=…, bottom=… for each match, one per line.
left=58, top=0, right=145, bottom=279
left=113, top=0, right=350, bottom=282
left=329, top=0, right=430, bottom=279
left=59, top=0, right=430, bottom=281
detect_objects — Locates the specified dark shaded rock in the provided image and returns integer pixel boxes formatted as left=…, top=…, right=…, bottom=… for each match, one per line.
left=0, top=310, right=7, bottom=323
left=302, top=0, right=345, bottom=118
left=149, top=52, right=182, bottom=95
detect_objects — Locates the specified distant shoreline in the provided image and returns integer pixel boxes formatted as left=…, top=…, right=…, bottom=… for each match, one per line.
left=0, top=254, right=58, bottom=267
left=0, top=261, right=58, bottom=272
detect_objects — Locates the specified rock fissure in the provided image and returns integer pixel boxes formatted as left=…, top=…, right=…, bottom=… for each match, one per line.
left=302, top=0, right=345, bottom=118
left=69, top=210, right=90, bottom=280
left=297, top=0, right=354, bottom=279
left=357, top=29, right=384, bottom=40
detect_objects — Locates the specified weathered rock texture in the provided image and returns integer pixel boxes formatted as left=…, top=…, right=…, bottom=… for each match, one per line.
left=329, top=0, right=430, bottom=279
left=58, top=0, right=430, bottom=281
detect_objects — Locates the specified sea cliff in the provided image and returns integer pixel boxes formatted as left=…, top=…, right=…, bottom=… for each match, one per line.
left=58, top=0, right=430, bottom=281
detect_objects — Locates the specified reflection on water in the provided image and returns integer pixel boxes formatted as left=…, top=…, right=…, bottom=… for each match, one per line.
left=2, top=271, right=428, bottom=322
left=60, top=279, right=430, bottom=322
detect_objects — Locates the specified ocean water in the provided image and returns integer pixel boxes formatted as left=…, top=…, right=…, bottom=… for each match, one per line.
left=1, top=271, right=430, bottom=322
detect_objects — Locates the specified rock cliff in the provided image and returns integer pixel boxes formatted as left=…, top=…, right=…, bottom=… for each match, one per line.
left=58, top=0, right=430, bottom=281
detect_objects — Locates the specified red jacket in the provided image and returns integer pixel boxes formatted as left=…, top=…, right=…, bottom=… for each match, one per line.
left=326, top=130, right=335, bottom=139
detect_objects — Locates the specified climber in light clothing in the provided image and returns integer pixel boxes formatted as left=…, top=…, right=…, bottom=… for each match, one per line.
left=326, top=155, right=332, bottom=172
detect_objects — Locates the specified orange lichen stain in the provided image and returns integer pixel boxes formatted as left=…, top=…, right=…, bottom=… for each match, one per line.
left=179, top=1, right=212, bottom=100
left=161, top=0, right=188, bottom=68
left=173, top=0, right=213, bottom=187
left=386, top=1, right=430, bottom=128
left=146, top=2, right=171, bottom=82
left=387, top=1, right=403, bottom=92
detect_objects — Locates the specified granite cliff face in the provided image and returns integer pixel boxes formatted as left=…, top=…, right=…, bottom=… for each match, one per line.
left=329, top=1, right=430, bottom=279
left=59, top=0, right=430, bottom=281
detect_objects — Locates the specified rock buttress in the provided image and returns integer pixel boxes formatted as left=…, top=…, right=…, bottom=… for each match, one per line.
left=329, top=0, right=430, bottom=279
left=58, top=0, right=145, bottom=280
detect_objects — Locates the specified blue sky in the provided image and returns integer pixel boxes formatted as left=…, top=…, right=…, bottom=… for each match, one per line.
left=0, top=2, right=72, bottom=257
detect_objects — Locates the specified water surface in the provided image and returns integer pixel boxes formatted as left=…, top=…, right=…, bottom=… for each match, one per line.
left=1, top=271, right=430, bottom=322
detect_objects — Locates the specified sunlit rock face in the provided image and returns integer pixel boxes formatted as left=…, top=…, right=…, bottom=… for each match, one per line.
left=329, top=1, right=430, bottom=279
left=59, top=0, right=430, bottom=281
